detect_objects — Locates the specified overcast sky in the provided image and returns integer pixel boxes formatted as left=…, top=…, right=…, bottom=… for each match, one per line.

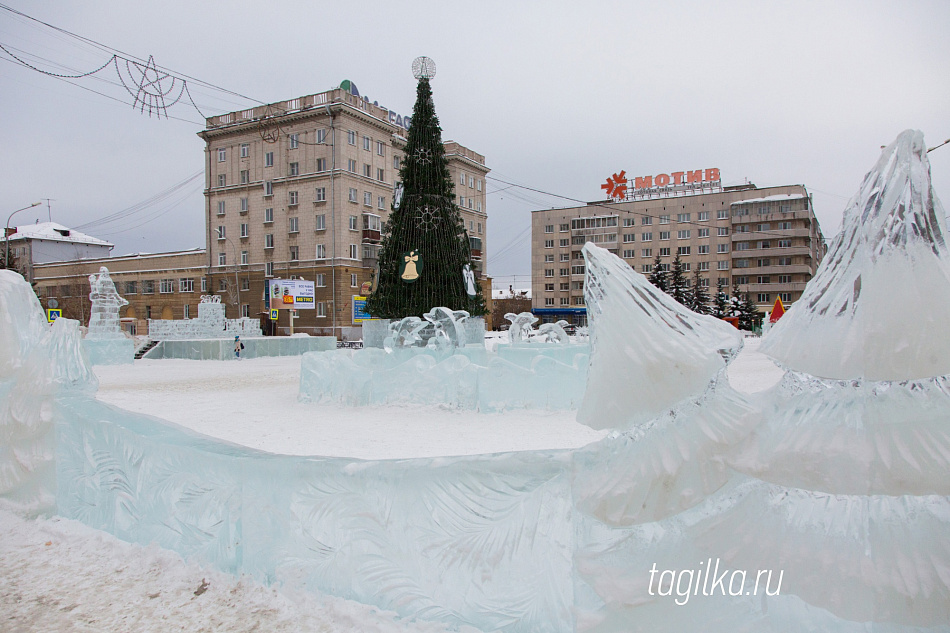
left=2, top=0, right=948, bottom=284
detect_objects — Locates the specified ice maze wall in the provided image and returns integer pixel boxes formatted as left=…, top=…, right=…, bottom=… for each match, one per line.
left=2, top=131, right=950, bottom=633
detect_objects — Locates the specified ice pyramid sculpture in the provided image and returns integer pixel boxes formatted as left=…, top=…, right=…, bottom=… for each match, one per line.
left=578, top=243, right=743, bottom=430
left=761, top=129, right=950, bottom=380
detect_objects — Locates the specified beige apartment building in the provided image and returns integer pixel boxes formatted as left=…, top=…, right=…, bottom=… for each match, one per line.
left=530, top=182, right=826, bottom=324
left=198, top=84, right=489, bottom=337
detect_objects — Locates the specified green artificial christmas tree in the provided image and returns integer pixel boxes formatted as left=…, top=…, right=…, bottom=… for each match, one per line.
left=365, top=58, right=487, bottom=319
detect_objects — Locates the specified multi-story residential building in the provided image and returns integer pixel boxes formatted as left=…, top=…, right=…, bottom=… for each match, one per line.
left=198, top=84, right=489, bottom=338
left=530, top=181, right=826, bottom=324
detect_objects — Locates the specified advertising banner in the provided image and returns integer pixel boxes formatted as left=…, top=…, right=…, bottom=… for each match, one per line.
left=353, top=295, right=371, bottom=323
left=268, top=279, right=315, bottom=310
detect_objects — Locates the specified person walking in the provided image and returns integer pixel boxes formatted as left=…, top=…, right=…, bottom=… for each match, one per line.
left=234, top=335, right=244, bottom=360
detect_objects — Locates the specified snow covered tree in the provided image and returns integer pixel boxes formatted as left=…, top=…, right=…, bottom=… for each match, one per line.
left=734, top=288, right=759, bottom=331
left=688, top=268, right=710, bottom=314
left=648, top=253, right=668, bottom=292
left=669, top=254, right=689, bottom=305
left=712, top=278, right=730, bottom=319
left=365, top=69, right=487, bottom=319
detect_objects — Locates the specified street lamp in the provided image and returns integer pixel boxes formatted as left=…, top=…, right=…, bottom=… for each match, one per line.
left=216, top=228, right=241, bottom=313
left=5, top=202, right=42, bottom=269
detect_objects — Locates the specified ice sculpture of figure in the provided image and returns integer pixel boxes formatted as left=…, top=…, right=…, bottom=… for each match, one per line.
left=535, top=319, right=570, bottom=344
left=383, top=316, right=427, bottom=352
left=504, top=311, right=537, bottom=343
left=86, top=267, right=128, bottom=340
left=423, top=306, right=470, bottom=348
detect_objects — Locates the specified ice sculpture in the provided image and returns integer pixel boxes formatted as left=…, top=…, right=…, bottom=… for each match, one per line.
left=83, top=266, right=134, bottom=365
left=86, top=267, right=127, bottom=339
left=536, top=320, right=570, bottom=344
left=505, top=311, right=537, bottom=343
left=146, top=295, right=262, bottom=340
left=578, top=243, right=743, bottom=430
left=761, top=130, right=950, bottom=381
left=0, top=270, right=95, bottom=516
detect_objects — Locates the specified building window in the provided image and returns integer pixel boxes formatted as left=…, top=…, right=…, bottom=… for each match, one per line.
left=217, top=200, right=226, bottom=215
left=677, top=230, right=690, bottom=239
left=736, top=242, right=751, bottom=251
left=264, top=208, right=274, bottom=223
left=178, top=278, right=194, bottom=293
left=659, top=215, right=670, bottom=224
left=378, top=196, right=386, bottom=210
left=348, top=188, right=358, bottom=203
left=217, top=174, right=226, bottom=187
left=544, top=224, right=554, bottom=233
left=544, top=269, right=554, bottom=278
left=347, top=159, right=357, bottom=173
left=377, top=168, right=385, bottom=182
left=265, top=152, right=274, bottom=167
left=183, top=304, right=190, bottom=319
left=289, top=134, right=299, bottom=149
left=641, top=248, right=652, bottom=257
left=363, top=191, right=372, bottom=206
left=376, top=140, right=385, bottom=156
left=264, top=181, right=273, bottom=196
left=677, top=213, right=690, bottom=222
left=289, top=162, right=299, bottom=177
left=659, top=231, right=670, bottom=240
left=559, top=268, right=569, bottom=276
left=659, top=247, right=671, bottom=256
left=698, top=261, right=710, bottom=271
left=545, top=298, right=554, bottom=306
left=158, top=279, right=173, bottom=294
left=623, top=234, right=636, bottom=243
left=718, top=227, right=729, bottom=237
left=698, top=228, right=709, bottom=238
left=314, top=187, right=326, bottom=203
left=735, top=259, right=750, bottom=268
left=571, top=265, right=586, bottom=275
left=143, top=280, right=154, bottom=294
left=217, top=226, right=226, bottom=240
left=240, top=223, right=249, bottom=238
left=544, top=240, right=554, bottom=248
left=316, top=273, right=326, bottom=287
left=124, top=281, right=137, bottom=294
left=779, top=292, right=792, bottom=303
left=778, top=274, right=792, bottom=284
left=698, top=245, right=710, bottom=254
left=757, top=275, right=771, bottom=284
left=642, top=265, right=652, bottom=273
left=642, top=232, right=653, bottom=241
left=544, top=254, right=554, bottom=263
left=218, top=253, right=226, bottom=266
left=623, top=249, right=635, bottom=258
left=239, top=197, right=248, bottom=214
left=677, top=246, right=691, bottom=256
left=351, top=273, right=358, bottom=287
left=460, top=172, right=466, bottom=185
left=574, top=296, right=585, bottom=305
left=240, top=143, right=249, bottom=158
left=362, top=136, right=371, bottom=151
left=315, top=214, right=326, bottom=231
left=698, top=211, right=709, bottom=221
left=347, top=130, right=356, bottom=145
left=778, top=257, right=793, bottom=266
left=757, top=258, right=771, bottom=267
left=544, top=283, right=555, bottom=291
left=316, top=301, right=326, bottom=317
left=363, top=163, right=371, bottom=178
left=264, top=234, right=274, bottom=249
left=241, top=250, right=248, bottom=265
left=717, top=209, right=728, bottom=219
left=559, top=238, right=569, bottom=247
left=345, top=215, right=356, bottom=231
left=290, top=245, right=299, bottom=261
left=778, top=239, right=792, bottom=248
left=349, top=244, right=359, bottom=259
left=560, top=253, right=570, bottom=262
left=289, top=191, right=298, bottom=206
left=289, top=217, right=299, bottom=233
left=758, top=293, right=771, bottom=303
left=217, top=148, right=226, bottom=162
left=316, top=244, right=326, bottom=259
left=145, top=306, right=152, bottom=319
left=716, top=244, right=730, bottom=254
left=240, top=169, right=249, bottom=184
left=201, top=278, right=206, bottom=292
left=759, top=241, right=771, bottom=249
left=393, top=156, right=400, bottom=169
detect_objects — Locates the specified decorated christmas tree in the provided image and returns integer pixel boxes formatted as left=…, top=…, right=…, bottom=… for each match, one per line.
left=365, top=58, right=487, bottom=319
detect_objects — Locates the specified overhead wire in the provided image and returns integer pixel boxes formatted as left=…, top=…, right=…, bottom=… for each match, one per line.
left=74, top=170, right=205, bottom=232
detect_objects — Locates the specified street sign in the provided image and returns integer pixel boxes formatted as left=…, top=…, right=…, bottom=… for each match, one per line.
left=46, top=308, right=62, bottom=323
left=48, top=299, right=59, bottom=309
left=270, top=309, right=279, bottom=321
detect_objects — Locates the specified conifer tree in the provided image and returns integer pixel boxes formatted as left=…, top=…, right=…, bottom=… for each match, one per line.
left=740, top=291, right=760, bottom=331
left=648, top=253, right=668, bottom=292
left=712, top=278, right=730, bottom=318
left=365, top=67, right=487, bottom=319
left=669, top=253, right=689, bottom=305
left=688, top=267, right=710, bottom=314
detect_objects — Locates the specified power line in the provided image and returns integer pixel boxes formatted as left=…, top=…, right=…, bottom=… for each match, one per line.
left=74, top=170, right=204, bottom=231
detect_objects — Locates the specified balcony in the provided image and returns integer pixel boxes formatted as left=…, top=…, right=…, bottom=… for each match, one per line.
left=362, top=213, right=382, bottom=243
left=362, top=229, right=381, bottom=242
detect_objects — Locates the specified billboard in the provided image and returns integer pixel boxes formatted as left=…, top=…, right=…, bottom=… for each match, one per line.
left=352, top=295, right=371, bottom=323
left=268, top=279, right=315, bottom=310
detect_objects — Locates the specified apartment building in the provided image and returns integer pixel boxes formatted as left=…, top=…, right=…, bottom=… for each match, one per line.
left=198, top=84, right=489, bottom=338
left=530, top=181, right=826, bottom=324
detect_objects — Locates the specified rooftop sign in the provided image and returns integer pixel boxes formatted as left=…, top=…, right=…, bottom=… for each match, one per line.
left=602, top=168, right=722, bottom=201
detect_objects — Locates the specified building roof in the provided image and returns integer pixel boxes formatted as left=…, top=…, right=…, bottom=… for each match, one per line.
left=730, top=193, right=808, bottom=206
left=7, top=222, right=113, bottom=248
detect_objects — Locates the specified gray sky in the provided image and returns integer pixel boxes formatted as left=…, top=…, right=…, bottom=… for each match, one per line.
left=2, top=0, right=948, bottom=284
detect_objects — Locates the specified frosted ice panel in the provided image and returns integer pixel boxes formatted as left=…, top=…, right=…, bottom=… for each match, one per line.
left=732, top=371, right=950, bottom=495
left=762, top=130, right=950, bottom=381
left=82, top=338, right=134, bottom=365
left=361, top=318, right=391, bottom=348
left=579, top=244, right=742, bottom=430
left=54, top=392, right=575, bottom=632
left=496, top=342, right=591, bottom=369
left=146, top=337, right=335, bottom=360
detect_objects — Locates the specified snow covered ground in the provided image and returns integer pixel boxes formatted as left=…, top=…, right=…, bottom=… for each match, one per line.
left=2, top=335, right=782, bottom=631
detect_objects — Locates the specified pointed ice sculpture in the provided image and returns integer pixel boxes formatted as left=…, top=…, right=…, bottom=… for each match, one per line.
left=761, top=129, right=950, bottom=380
left=578, top=244, right=742, bottom=429
left=86, top=267, right=128, bottom=340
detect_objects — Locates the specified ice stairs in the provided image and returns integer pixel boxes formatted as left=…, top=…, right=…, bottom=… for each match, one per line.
left=134, top=340, right=159, bottom=359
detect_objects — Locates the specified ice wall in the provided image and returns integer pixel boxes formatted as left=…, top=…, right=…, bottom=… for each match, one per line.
left=300, top=344, right=590, bottom=412
left=146, top=336, right=336, bottom=360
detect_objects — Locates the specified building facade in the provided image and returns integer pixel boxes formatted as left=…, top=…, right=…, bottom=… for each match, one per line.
left=530, top=182, right=826, bottom=324
left=4, top=222, right=113, bottom=283
left=32, top=249, right=207, bottom=335
left=198, top=84, right=489, bottom=338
